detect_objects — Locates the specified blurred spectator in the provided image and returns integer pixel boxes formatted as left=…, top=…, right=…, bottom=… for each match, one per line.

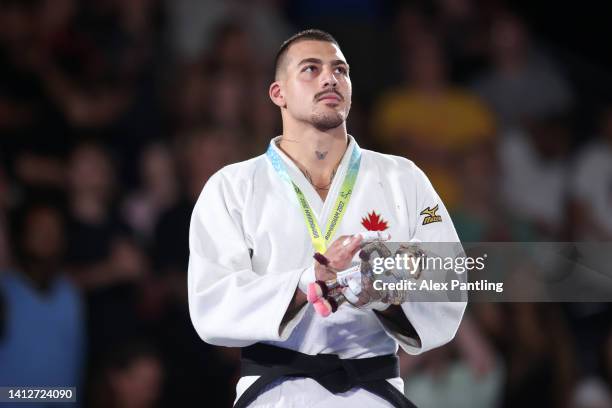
left=393, top=5, right=430, bottom=52
left=205, top=21, right=261, bottom=76
left=0, top=0, right=71, bottom=188
left=0, top=201, right=85, bottom=404
left=434, top=0, right=490, bottom=83
left=372, top=33, right=495, bottom=209
left=168, top=62, right=209, bottom=131
left=472, top=12, right=573, bottom=131
left=245, top=0, right=293, bottom=61
left=498, top=114, right=572, bottom=238
left=33, top=0, right=133, bottom=132
left=65, top=143, right=143, bottom=288
left=472, top=303, right=576, bottom=407
left=44, top=0, right=165, bottom=185
left=88, top=340, right=164, bottom=408
left=108, top=0, right=167, bottom=178
left=562, top=303, right=612, bottom=387
left=64, top=143, right=148, bottom=360
left=164, top=0, right=228, bottom=62
left=570, top=105, right=612, bottom=240
left=167, top=23, right=266, bottom=135
left=401, top=314, right=504, bottom=408
left=501, top=303, right=575, bottom=408
left=165, top=0, right=291, bottom=64
left=206, top=71, right=250, bottom=132
left=452, top=142, right=536, bottom=241
left=122, top=142, right=180, bottom=245
left=470, top=303, right=506, bottom=352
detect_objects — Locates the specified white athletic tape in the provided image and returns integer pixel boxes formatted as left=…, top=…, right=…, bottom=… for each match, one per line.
left=336, top=264, right=361, bottom=285
left=347, top=277, right=362, bottom=295
left=342, top=286, right=360, bottom=304
left=359, top=231, right=391, bottom=242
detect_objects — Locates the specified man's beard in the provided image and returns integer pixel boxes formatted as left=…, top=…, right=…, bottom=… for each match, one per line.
left=310, top=110, right=346, bottom=131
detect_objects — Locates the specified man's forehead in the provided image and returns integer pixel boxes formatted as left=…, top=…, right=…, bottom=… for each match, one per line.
left=286, top=40, right=347, bottom=66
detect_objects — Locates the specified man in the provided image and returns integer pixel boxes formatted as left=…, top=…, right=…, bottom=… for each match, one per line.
left=0, top=202, right=85, bottom=407
left=188, top=29, right=466, bottom=407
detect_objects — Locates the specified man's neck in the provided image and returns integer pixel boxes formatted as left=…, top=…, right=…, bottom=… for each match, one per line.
left=278, top=126, right=348, bottom=191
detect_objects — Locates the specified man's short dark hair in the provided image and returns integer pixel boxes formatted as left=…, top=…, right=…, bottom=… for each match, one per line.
left=274, top=29, right=339, bottom=79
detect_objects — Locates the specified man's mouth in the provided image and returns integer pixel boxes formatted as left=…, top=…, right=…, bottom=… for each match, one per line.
left=316, top=92, right=342, bottom=102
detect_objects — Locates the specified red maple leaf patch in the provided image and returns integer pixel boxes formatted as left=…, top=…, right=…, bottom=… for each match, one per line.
left=361, top=211, right=389, bottom=231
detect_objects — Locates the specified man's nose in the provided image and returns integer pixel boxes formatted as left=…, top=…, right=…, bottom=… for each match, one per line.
left=320, top=67, right=339, bottom=88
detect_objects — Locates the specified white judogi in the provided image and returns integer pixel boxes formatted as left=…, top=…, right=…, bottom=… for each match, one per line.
left=188, top=136, right=466, bottom=407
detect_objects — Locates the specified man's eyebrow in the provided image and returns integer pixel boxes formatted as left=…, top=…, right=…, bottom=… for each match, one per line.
left=297, top=58, right=323, bottom=66
left=296, top=58, right=349, bottom=68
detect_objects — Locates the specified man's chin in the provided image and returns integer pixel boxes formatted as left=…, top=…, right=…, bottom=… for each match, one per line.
left=311, top=112, right=345, bottom=131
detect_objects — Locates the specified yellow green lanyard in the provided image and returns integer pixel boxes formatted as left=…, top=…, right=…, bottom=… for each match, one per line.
left=266, top=143, right=361, bottom=253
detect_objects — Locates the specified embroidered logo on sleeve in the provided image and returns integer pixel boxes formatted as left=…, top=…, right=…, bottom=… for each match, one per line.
left=361, top=211, right=389, bottom=231
left=420, top=204, right=442, bottom=225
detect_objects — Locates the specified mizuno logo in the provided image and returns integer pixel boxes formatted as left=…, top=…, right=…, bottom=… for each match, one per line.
left=420, top=205, right=442, bottom=225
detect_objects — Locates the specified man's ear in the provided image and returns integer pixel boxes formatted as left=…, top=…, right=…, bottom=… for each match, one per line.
left=269, top=81, right=286, bottom=108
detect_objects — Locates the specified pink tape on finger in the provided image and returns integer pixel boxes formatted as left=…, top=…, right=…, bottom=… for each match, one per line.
left=307, top=282, right=322, bottom=303
left=313, top=299, right=332, bottom=317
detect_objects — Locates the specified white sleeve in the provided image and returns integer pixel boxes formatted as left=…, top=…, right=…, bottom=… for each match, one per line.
left=376, top=162, right=467, bottom=355
left=188, top=171, right=309, bottom=347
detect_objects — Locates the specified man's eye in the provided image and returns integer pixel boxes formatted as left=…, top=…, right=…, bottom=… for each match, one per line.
left=303, top=65, right=317, bottom=73
left=335, top=67, right=348, bottom=74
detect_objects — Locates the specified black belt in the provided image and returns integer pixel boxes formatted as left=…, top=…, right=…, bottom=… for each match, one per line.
left=234, top=343, right=417, bottom=408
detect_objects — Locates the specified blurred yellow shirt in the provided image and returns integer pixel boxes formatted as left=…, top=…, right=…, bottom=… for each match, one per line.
left=373, top=88, right=495, bottom=149
left=372, top=88, right=496, bottom=208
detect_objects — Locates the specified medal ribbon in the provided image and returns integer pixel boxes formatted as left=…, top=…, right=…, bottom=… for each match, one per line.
left=266, top=142, right=361, bottom=253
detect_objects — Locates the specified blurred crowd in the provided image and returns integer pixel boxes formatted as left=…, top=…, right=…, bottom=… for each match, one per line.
left=0, top=0, right=611, bottom=407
